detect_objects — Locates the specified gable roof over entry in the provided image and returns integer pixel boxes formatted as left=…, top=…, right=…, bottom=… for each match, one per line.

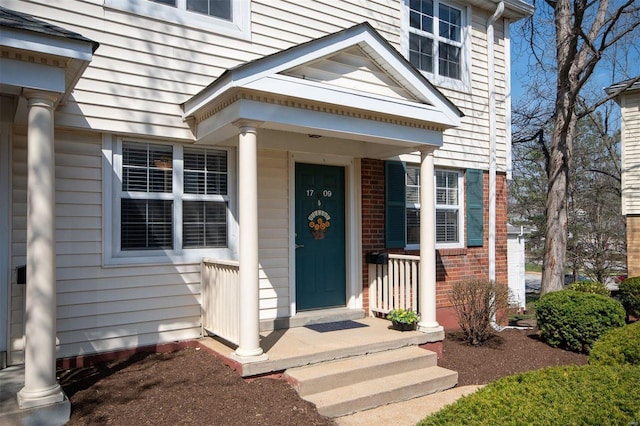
left=182, top=22, right=462, bottom=155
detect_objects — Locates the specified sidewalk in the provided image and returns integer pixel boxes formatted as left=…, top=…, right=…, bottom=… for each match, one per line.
left=335, top=385, right=483, bottom=425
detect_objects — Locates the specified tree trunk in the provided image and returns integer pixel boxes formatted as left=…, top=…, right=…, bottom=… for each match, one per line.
left=541, top=0, right=576, bottom=295
left=541, top=116, right=573, bottom=294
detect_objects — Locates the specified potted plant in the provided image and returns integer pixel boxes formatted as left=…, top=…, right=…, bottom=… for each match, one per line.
left=386, top=308, right=419, bottom=331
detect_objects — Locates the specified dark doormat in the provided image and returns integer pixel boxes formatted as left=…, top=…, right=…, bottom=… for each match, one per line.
left=305, top=320, right=369, bottom=333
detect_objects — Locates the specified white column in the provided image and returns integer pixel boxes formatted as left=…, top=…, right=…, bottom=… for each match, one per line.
left=418, top=149, right=442, bottom=332
left=18, top=91, right=66, bottom=408
left=231, top=120, right=267, bottom=362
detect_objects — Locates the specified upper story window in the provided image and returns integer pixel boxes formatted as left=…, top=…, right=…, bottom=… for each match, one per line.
left=151, top=0, right=232, bottom=21
left=106, top=0, right=250, bottom=39
left=404, top=0, right=470, bottom=91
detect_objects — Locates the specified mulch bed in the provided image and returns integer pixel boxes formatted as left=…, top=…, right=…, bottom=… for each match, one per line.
left=59, top=328, right=588, bottom=425
left=439, top=329, right=588, bottom=386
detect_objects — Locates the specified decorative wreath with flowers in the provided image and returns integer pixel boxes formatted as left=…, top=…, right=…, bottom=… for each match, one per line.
left=309, top=217, right=330, bottom=239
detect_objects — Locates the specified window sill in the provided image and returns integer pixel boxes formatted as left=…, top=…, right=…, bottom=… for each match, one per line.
left=103, top=248, right=235, bottom=267
left=436, top=248, right=467, bottom=256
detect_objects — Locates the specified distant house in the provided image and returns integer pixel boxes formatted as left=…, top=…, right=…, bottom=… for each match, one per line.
left=507, top=224, right=530, bottom=312
left=607, top=78, right=640, bottom=278
left=0, top=0, right=533, bottom=417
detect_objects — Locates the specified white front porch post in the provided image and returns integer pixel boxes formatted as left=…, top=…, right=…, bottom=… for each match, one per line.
left=232, top=120, right=267, bottom=362
left=417, top=149, right=442, bottom=332
left=18, top=91, right=66, bottom=408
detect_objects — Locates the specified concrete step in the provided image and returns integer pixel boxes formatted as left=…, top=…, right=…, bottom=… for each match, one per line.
left=305, top=365, right=458, bottom=418
left=284, top=346, right=458, bottom=418
left=285, top=346, right=438, bottom=396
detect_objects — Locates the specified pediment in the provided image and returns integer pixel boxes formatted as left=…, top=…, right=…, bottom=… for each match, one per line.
left=183, top=23, right=462, bottom=148
left=280, top=45, right=422, bottom=104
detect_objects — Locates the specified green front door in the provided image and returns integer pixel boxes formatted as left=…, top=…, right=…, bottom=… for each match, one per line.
left=295, top=163, right=346, bottom=310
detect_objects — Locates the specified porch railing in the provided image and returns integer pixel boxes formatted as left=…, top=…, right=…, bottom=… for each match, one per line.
left=201, top=258, right=240, bottom=345
left=369, top=254, right=420, bottom=316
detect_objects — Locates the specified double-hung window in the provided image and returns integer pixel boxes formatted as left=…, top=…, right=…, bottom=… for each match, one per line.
left=109, top=139, right=233, bottom=263
left=434, top=169, right=461, bottom=244
left=386, top=162, right=481, bottom=249
left=405, top=166, right=463, bottom=248
left=405, top=0, right=468, bottom=89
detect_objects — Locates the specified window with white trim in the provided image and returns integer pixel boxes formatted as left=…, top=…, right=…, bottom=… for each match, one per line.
left=405, top=166, right=463, bottom=247
left=150, top=0, right=232, bottom=20
left=111, top=140, right=232, bottom=261
left=404, top=0, right=469, bottom=90
left=105, top=0, right=250, bottom=39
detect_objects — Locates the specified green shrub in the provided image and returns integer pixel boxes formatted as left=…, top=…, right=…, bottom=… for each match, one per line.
left=418, top=365, right=640, bottom=425
left=386, top=308, right=419, bottom=325
left=536, top=290, right=625, bottom=353
left=590, top=321, right=640, bottom=366
left=567, top=280, right=610, bottom=296
left=619, top=276, right=640, bottom=319
left=448, top=280, right=510, bottom=345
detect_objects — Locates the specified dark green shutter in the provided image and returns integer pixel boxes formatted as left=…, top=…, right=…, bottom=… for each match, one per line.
left=466, top=169, right=484, bottom=247
left=385, top=161, right=406, bottom=248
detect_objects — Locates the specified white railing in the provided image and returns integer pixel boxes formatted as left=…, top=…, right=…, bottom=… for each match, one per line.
left=201, top=258, right=240, bottom=345
left=369, top=254, right=420, bottom=316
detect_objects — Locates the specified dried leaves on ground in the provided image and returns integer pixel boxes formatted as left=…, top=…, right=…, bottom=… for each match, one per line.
left=59, top=329, right=588, bottom=425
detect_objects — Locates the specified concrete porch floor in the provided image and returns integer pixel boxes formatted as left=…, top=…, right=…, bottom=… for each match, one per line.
left=0, top=366, right=70, bottom=426
left=200, top=316, right=445, bottom=377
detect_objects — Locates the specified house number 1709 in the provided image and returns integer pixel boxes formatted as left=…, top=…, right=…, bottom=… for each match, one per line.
left=306, top=189, right=333, bottom=197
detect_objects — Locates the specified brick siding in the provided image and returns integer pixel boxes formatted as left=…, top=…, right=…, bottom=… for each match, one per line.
left=360, top=159, right=509, bottom=324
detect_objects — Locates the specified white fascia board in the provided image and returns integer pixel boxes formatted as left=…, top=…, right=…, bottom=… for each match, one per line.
left=196, top=98, right=444, bottom=147
left=0, top=27, right=94, bottom=61
left=244, top=74, right=460, bottom=128
left=0, top=57, right=65, bottom=93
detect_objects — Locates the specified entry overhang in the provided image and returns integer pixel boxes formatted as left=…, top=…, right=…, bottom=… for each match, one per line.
left=0, top=7, right=99, bottom=106
left=194, top=93, right=445, bottom=148
left=182, top=22, right=462, bottom=151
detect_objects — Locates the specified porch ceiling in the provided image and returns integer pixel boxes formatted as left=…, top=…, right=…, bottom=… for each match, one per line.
left=182, top=23, right=462, bottom=157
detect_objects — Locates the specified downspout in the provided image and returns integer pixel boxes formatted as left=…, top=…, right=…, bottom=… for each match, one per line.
left=487, top=1, right=504, bottom=285
left=488, top=2, right=505, bottom=331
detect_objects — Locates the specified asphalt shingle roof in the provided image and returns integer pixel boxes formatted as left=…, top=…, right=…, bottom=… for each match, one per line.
left=0, top=6, right=98, bottom=51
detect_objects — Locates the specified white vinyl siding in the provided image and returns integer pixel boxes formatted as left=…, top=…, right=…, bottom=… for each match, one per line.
left=258, top=150, right=290, bottom=320
left=621, top=92, right=640, bottom=214
left=9, top=130, right=203, bottom=361
left=13, top=1, right=507, bottom=172
left=436, top=9, right=507, bottom=171
left=105, top=0, right=249, bottom=39
left=9, top=131, right=26, bottom=365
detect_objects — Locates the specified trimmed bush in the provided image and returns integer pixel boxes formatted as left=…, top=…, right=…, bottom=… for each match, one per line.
left=536, top=290, right=625, bottom=353
left=418, top=365, right=640, bottom=425
left=448, top=280, right=510, bottom=345
left=619, top=276, right=640, bottom=319
left=567, top=280, right=610, bottom=296
left=590, top=321, right=640, bottom=366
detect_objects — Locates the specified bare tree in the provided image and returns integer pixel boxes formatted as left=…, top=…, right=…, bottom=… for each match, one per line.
left=521, top=0, right=640, bottom=295
left=510, top=110, right=626, bottom=283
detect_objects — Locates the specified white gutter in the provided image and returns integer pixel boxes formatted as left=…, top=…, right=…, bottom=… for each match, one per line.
left=505, top=19, right=512, bottom=180
left=487, top=1, right=504, bottom=284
